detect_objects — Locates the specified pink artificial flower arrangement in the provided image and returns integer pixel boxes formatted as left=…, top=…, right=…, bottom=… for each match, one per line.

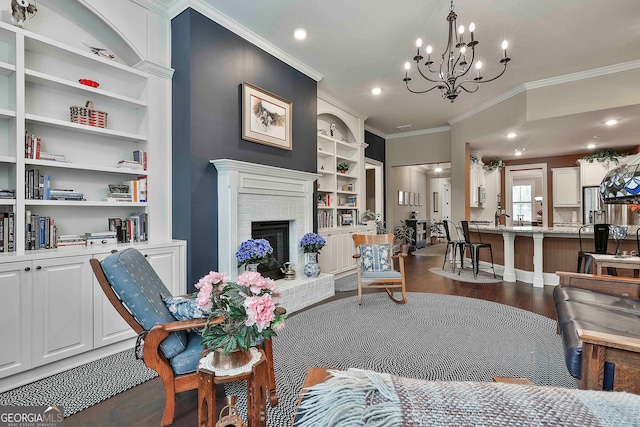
left=195, top=270, right=286, bottom=354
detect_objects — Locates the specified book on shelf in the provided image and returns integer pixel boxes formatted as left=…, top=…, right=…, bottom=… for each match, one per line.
left=340, top=213, right=354, bottom=226
left=117, top=159, right=143, bottom=170
left=39, top=152, right=70, bottom=162
left=317, top=210, right=334, bottom=229
left=317, top=193, right=331, bottom=207
left=0, top=189, right=15, bottom=199
left=24, top=132, right=41, bottom=160
left=133, top=149, right=148, bottom=171
left=0, top=212, right=15, bottom=253
left=25, top=214, right=56, bottom=250
left=108, top=214, right=148, bottom=243
left=49, top=188, right=84, bottom=201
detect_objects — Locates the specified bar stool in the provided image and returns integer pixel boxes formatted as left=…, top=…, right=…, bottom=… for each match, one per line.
left=442, top=220, right=464, bottom=272
left=459, top=220, right=496, bottom=279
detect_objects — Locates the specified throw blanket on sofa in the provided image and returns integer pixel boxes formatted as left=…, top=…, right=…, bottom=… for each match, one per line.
left=294, top=369, right=640, bottom=427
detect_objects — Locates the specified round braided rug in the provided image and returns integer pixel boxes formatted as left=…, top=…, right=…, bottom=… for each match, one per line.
left=225, top=292, right=576, bottom=426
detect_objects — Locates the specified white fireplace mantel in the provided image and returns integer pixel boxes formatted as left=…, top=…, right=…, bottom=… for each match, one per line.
left=211, top=159, right=319, bottom=278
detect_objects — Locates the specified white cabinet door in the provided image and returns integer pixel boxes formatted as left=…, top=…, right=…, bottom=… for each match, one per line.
left=339, top=232, right=354, bottom=272
left=553, top=167, right=581, bottom=207
left=92, top=251, right=136, bottom=349
left=32, top=256, right=93, bottom=367
left=580, top=161, right=609, bottom=187
left=0, top=262, right=32, bottom=378
left=141, top=246, right=181, bottom=295
left=319, top=232, right=340, bottom=275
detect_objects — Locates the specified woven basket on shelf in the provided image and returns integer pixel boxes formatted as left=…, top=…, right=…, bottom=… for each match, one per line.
left=70, top=101, right=107, bottom=128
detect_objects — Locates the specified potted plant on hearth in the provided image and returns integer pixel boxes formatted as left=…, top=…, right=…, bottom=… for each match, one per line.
left=337, top=162, right=350, bottom=174
left=393, top=220, right=415, bottom=254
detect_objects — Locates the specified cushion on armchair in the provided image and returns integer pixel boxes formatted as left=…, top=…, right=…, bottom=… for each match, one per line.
left=100, top=248, right=189, bottom=359
left=359, top=244, right=392, bottom=272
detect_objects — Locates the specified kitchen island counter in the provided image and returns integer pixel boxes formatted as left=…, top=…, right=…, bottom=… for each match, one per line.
left=465, top=224, right=638, bottom=287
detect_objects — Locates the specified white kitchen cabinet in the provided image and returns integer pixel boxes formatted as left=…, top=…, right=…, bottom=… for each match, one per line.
left=553, top=167, right=580, bottom=207
left=0, top=262, right=32, bottom=378
left=31, top=255, right=94, bottom=367
left=579, top=157, right=626, bottom=188
left=469, top=163, right=485, bottom=207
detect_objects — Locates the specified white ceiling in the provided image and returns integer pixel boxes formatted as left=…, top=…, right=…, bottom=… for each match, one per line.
left=179, top=0, right=640, bottom=161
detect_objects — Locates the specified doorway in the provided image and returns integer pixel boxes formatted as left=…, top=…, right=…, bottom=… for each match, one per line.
left=505, top=164, right=548, bottom=227
left=365, top=158, right=384, bottom=222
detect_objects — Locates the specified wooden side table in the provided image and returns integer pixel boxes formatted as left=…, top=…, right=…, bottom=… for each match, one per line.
left=198, top=349, right=268, bottom=427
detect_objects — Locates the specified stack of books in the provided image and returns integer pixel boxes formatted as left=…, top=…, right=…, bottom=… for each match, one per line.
left=0, top=189, right=15, bottom=199
left=39, top=152, right=71, bottom=163
left=117, top=159, right=143, bottom=170
left=0, top=212, right=15, bottom=252
left=56, top=234, right=86, bottom=248
left=103, top=192, right=132, bottom=202
left=25, top=133, right=41, bottom=159
left=133, top=149, right=148, bottom=170
left=50, top=189, right=84, bottom=201
left=25, top=213, right=56, bottom=250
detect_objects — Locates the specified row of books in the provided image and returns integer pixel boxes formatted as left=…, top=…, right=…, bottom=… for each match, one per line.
left=0, top=212, right=15, bottom=252
left=318, top=193, right=332, bottom=207
left=25, top=169, right=48, bottom=200
left=104, top=178, right=147, bottom=203
left=25, top=212, right=57, bottom=250
left=109, top=213, right=148, bottom=243
left=133, top=149, right=148, bottom=170
left=24, top=132, right=41, bottom=159
left=317, top=211, right=334, bottom=229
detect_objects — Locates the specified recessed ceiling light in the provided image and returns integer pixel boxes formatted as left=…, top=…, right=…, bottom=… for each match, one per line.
left=293, top=29, right=307, bottom=40
left=587, top=143, right=596, bottom=149
left=371, top=87, right=382, bottom=95
left=507, top=133, right=517, bottom=139
left=605, top=119, right=618, bottom=126
left=514, top=148, right=525, bottom=156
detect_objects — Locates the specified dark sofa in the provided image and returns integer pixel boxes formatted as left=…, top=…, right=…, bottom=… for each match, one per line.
left=554, top=271, right=640, bottom=393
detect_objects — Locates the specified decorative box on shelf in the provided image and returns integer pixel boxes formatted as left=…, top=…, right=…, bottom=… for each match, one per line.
left=70, top=101, right=108, bottom=128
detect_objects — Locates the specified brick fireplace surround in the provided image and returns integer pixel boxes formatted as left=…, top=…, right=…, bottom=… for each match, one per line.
left=211, top=159, right=334, bottom=313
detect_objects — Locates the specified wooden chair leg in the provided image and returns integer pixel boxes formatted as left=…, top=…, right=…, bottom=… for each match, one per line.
left=158, top=372, right=177, bottom=426
left=261, top=338, right=279, bottom=406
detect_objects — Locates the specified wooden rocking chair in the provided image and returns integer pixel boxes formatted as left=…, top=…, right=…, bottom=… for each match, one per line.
left=352, top=233, right=408, bottom=305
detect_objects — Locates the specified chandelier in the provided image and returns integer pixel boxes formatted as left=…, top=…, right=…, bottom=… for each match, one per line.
left=403, top=0, right=511, bottom=102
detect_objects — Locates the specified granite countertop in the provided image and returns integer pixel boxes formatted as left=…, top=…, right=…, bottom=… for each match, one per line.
left=475, top=224, right=640, bottom=236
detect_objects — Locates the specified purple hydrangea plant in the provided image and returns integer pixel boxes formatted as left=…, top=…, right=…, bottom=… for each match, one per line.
left=300, top=232, right=326, bottom=254
left=236, top=238, right=273, bottom=267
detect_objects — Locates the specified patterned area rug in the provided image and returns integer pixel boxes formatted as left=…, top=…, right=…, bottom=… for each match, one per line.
left=429, top=266, right=503, bottom=284
left=225, top=292, right=576, bottom=426
left=334, top=272, right=357, bottom=292
left=0, top=349, right=156, bottom=417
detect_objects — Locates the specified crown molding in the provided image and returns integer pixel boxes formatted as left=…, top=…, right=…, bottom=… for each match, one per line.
left=523, top=59, right=640, bottom=91
left=364, top=125, right=387, bottom=139
left=317, top=90, right=368, bottom=120
left=448, top=85, right=526, bottom=126
left=134, top=60, right=175, bottom=79
left=449, top=60, right=640, bottom=126
left=386, top=126, right=451, bottom=140
left=130, top=0, right=171, bottom=18
left=166, top=0, right=323, bottom=82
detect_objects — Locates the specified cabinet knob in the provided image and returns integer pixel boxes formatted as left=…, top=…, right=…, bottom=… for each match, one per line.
left=24, top=267, right=30, bottom=272
left=36, top=266, right=42, bottom=270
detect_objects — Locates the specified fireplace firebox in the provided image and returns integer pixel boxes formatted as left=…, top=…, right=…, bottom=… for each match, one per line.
left=251, top=221, right=290, bottom=280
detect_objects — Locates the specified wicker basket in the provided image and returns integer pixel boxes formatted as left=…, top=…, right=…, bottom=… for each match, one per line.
left=70, top=101, right=107, bottom=128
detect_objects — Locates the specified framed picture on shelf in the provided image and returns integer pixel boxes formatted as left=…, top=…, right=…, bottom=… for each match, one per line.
left=419, top=193, right=423, bottom=206
left=404, top=191, right=409, bottom=206
left=242, top=82, right=292, bottom=150
left=409, top=192, right=414, bottom=206
left=433, top=192, right=439, bottom=212
left=398, top=190, right=403, bottom=205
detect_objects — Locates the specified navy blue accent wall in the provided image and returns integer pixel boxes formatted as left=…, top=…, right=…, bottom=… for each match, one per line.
left=172, top=9, right=317, bottom=290
left=364, top=130, right=385, bottom=163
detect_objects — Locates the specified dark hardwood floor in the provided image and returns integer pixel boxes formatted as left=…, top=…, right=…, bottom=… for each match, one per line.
left=64, top=251, right=557, bottom=427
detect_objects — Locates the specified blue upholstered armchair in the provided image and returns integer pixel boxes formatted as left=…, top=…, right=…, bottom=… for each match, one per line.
left=91, top=248, right=217, bottom=426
